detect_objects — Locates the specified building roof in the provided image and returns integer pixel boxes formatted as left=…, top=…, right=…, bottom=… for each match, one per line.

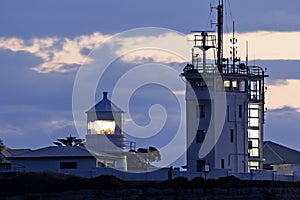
left=263, top=141, right=300, bottom=165
left=9, top=146, right=121, bottom=159
left=1, top=148, right=31, bottom=163
left=8, top=149, right=32, bottom=156
left=86, top=91, right=124, bottom=113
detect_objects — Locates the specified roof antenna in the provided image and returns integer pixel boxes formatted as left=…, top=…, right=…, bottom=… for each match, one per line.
left=217, top=0, right=224, bottom=73
left=246, top=40, right=249, bottom=66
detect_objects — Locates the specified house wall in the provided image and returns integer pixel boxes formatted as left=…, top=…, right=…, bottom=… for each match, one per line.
left=11, top=157, right=96, bottom=173
left=185, top=75, right=249, bottom=173
left=274, top=164, right=300, bottom=176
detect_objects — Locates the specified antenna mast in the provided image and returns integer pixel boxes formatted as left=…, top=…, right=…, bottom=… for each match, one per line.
left=217, top=0, right=223, bottom=73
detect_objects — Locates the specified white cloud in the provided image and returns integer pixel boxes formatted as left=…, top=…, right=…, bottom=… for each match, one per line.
left=0, top=32, right=110, bottom=73
left=0, top=31, right=300, bottom=73
left=266, top=79, right=300, bottom=112
left=43, top=119, right=75, bottom=131
left=223, top=31, right=300, bottom=60
left=0, top=125, right=23, bottom=136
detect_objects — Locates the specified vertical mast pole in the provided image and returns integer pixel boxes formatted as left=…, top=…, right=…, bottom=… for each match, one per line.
left=232, top=21, right=236, bottom=73
left=217, top=0, right=223, bottom=73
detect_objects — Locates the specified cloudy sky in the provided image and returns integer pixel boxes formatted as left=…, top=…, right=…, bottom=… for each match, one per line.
left=0, top=0, right=299, bottom=165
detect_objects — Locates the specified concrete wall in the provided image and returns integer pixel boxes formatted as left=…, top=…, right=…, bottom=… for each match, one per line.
left=274, top=164, right=300, bottom=176
left=11, top=157, right=96, bottom=173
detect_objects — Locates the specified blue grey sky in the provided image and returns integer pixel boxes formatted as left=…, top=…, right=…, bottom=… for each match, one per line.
left=0, top=0, right=299, bottom=160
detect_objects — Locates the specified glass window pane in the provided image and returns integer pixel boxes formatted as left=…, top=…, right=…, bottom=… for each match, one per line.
left=239, top=80, right=245, bottom=91
left=248, top=130, right=259, bottom=138
left=224, top=80, right=230, bottom=87
left=249, top=118, right=259, bottom=127
left=250, top=148, right=259, bottom=157
left=249, top=104, right=259, bottom=109
left=249, top=109, right=259, bottom=117
left=232, top=80, right=238, bottom=88
left=249, top=139, right=259, bottom=147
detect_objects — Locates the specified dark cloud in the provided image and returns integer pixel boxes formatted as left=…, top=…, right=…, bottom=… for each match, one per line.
left=1, top=0, right=299, bottom=39
left=265, top=106, right=300, bottom=151
left=251, top=60, right=300, bottom=82
left=0, top=49, right=75, bottom=111
left=0, top=49, right=78, bottom=148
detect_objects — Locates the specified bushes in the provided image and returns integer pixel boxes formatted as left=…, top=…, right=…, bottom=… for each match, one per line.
left=88, top=175, right=125, bottom=189
left=0, top=172, right=124, bottom=196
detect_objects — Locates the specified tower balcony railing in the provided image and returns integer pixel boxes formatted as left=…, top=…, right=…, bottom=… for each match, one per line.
left=183, top=63, right=266, bottom=77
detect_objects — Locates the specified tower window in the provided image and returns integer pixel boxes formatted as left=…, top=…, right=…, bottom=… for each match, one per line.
left=230, top=129, right=234, bottom=143
left=217, top=78, right=224, bottom=91
left=224, top=80, right=230, bottom=88
left=232, top=80, right=238, bottom=91
left=88, top=120, right=116, bottom=134
left=239, top=104, right=242, bottom=118
left=221, top=159, right=225, bottom=169
left=196, top=130, right=206, bottom=143
left=239, top=80, right=246, bottom=92
left=194, top=79, right=206, bottom=88
left=196, top=104, right=205, bottom=118
left=197, top=160, right=205, bottom=172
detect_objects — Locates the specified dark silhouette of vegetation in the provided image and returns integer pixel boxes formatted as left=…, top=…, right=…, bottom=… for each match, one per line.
left=0, top=138, right=4, bottom=150
left=127, top=146, right=161, bottom=171
left=0, top=172, right=300, bottom=199
left=53, top=134, right=84, bottom=146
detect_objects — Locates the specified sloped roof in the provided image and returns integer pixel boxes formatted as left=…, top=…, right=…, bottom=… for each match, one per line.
left=9, top=146, right=122, bottom=160
left=86, top=91, right=124, bottom=113
left=9, top=146, right=93, bottom=159
left=1, top=148, right=31, bottom=163
left=8, top=149, right=31, bottom=155
left=263, top=141, right=300, bottom=165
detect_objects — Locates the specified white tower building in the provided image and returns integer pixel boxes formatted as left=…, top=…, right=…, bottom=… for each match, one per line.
left=181, top=2, right=267, bottom=173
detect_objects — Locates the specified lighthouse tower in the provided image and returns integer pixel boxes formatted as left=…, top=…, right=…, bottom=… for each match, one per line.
left=181, top=1, right=267, bottom=173
left=85, top=91, right=127, bottom=170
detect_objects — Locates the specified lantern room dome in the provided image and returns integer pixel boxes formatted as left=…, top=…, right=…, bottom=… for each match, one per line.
left=86, top=92, right=124, bottom=113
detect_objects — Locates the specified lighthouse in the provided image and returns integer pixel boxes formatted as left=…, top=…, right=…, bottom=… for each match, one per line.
left=85, top=91, right=127, bottom=170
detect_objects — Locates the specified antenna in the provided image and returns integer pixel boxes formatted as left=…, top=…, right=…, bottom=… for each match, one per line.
left=246, top=40, right=249, bottom=66
left=230, top=21, right=238, bottom=73
left=217, top=0, right=223, bottom=73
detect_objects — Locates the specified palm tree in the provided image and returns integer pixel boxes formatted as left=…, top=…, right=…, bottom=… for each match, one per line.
left=53, top=135, right=84, bottom=146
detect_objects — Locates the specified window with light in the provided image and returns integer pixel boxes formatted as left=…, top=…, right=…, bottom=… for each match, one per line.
left=88, top=120, right=116, bottom=134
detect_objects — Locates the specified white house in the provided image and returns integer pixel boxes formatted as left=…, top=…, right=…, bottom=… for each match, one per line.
left=9, top=146, right=123, bottom=174
left=263, top=141, right=300, bottom=176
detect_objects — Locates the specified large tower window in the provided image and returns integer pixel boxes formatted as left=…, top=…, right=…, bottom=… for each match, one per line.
left=238, top=105, right=242, bottom=118
left=196, top=130, right=206, bottom=143
left=239, top=80, right=246, bottom=92
left=88, top=120, right=116, bottom=134
left=196, top=104, right=205, bottom=118
left=230, top=129, right=234, bottom=143
left=232, top=80, right=238, bottom=91
left=221, top=159, right=225, bottom=168
left=197, top=160, right=205, bottom=172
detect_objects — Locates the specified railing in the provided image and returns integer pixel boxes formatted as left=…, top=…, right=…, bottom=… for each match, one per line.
left=182, top=63, right=266, bottom=77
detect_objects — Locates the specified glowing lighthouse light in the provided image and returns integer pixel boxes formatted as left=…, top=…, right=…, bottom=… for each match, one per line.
left=89, top=120, right=116, bottom=134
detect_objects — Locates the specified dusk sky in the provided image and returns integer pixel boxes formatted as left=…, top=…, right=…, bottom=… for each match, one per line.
left=0, top=0, right=299, bottom=165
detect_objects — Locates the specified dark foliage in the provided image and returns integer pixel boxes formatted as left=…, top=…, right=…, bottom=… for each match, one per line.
left=53, top=135, right=84, bottom=146
left=127, top=146, right=161, bottom=171
left=88, top=175, right=125, bottom=189
left=0, top=173, right=300, bottom=198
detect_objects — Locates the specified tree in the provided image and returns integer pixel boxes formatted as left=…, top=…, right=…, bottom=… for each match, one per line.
left=53, top=135, right=84, bottom=146
left=127, top=146, right=161, bottom=171
left=0, top=139, right=4, bottom=150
